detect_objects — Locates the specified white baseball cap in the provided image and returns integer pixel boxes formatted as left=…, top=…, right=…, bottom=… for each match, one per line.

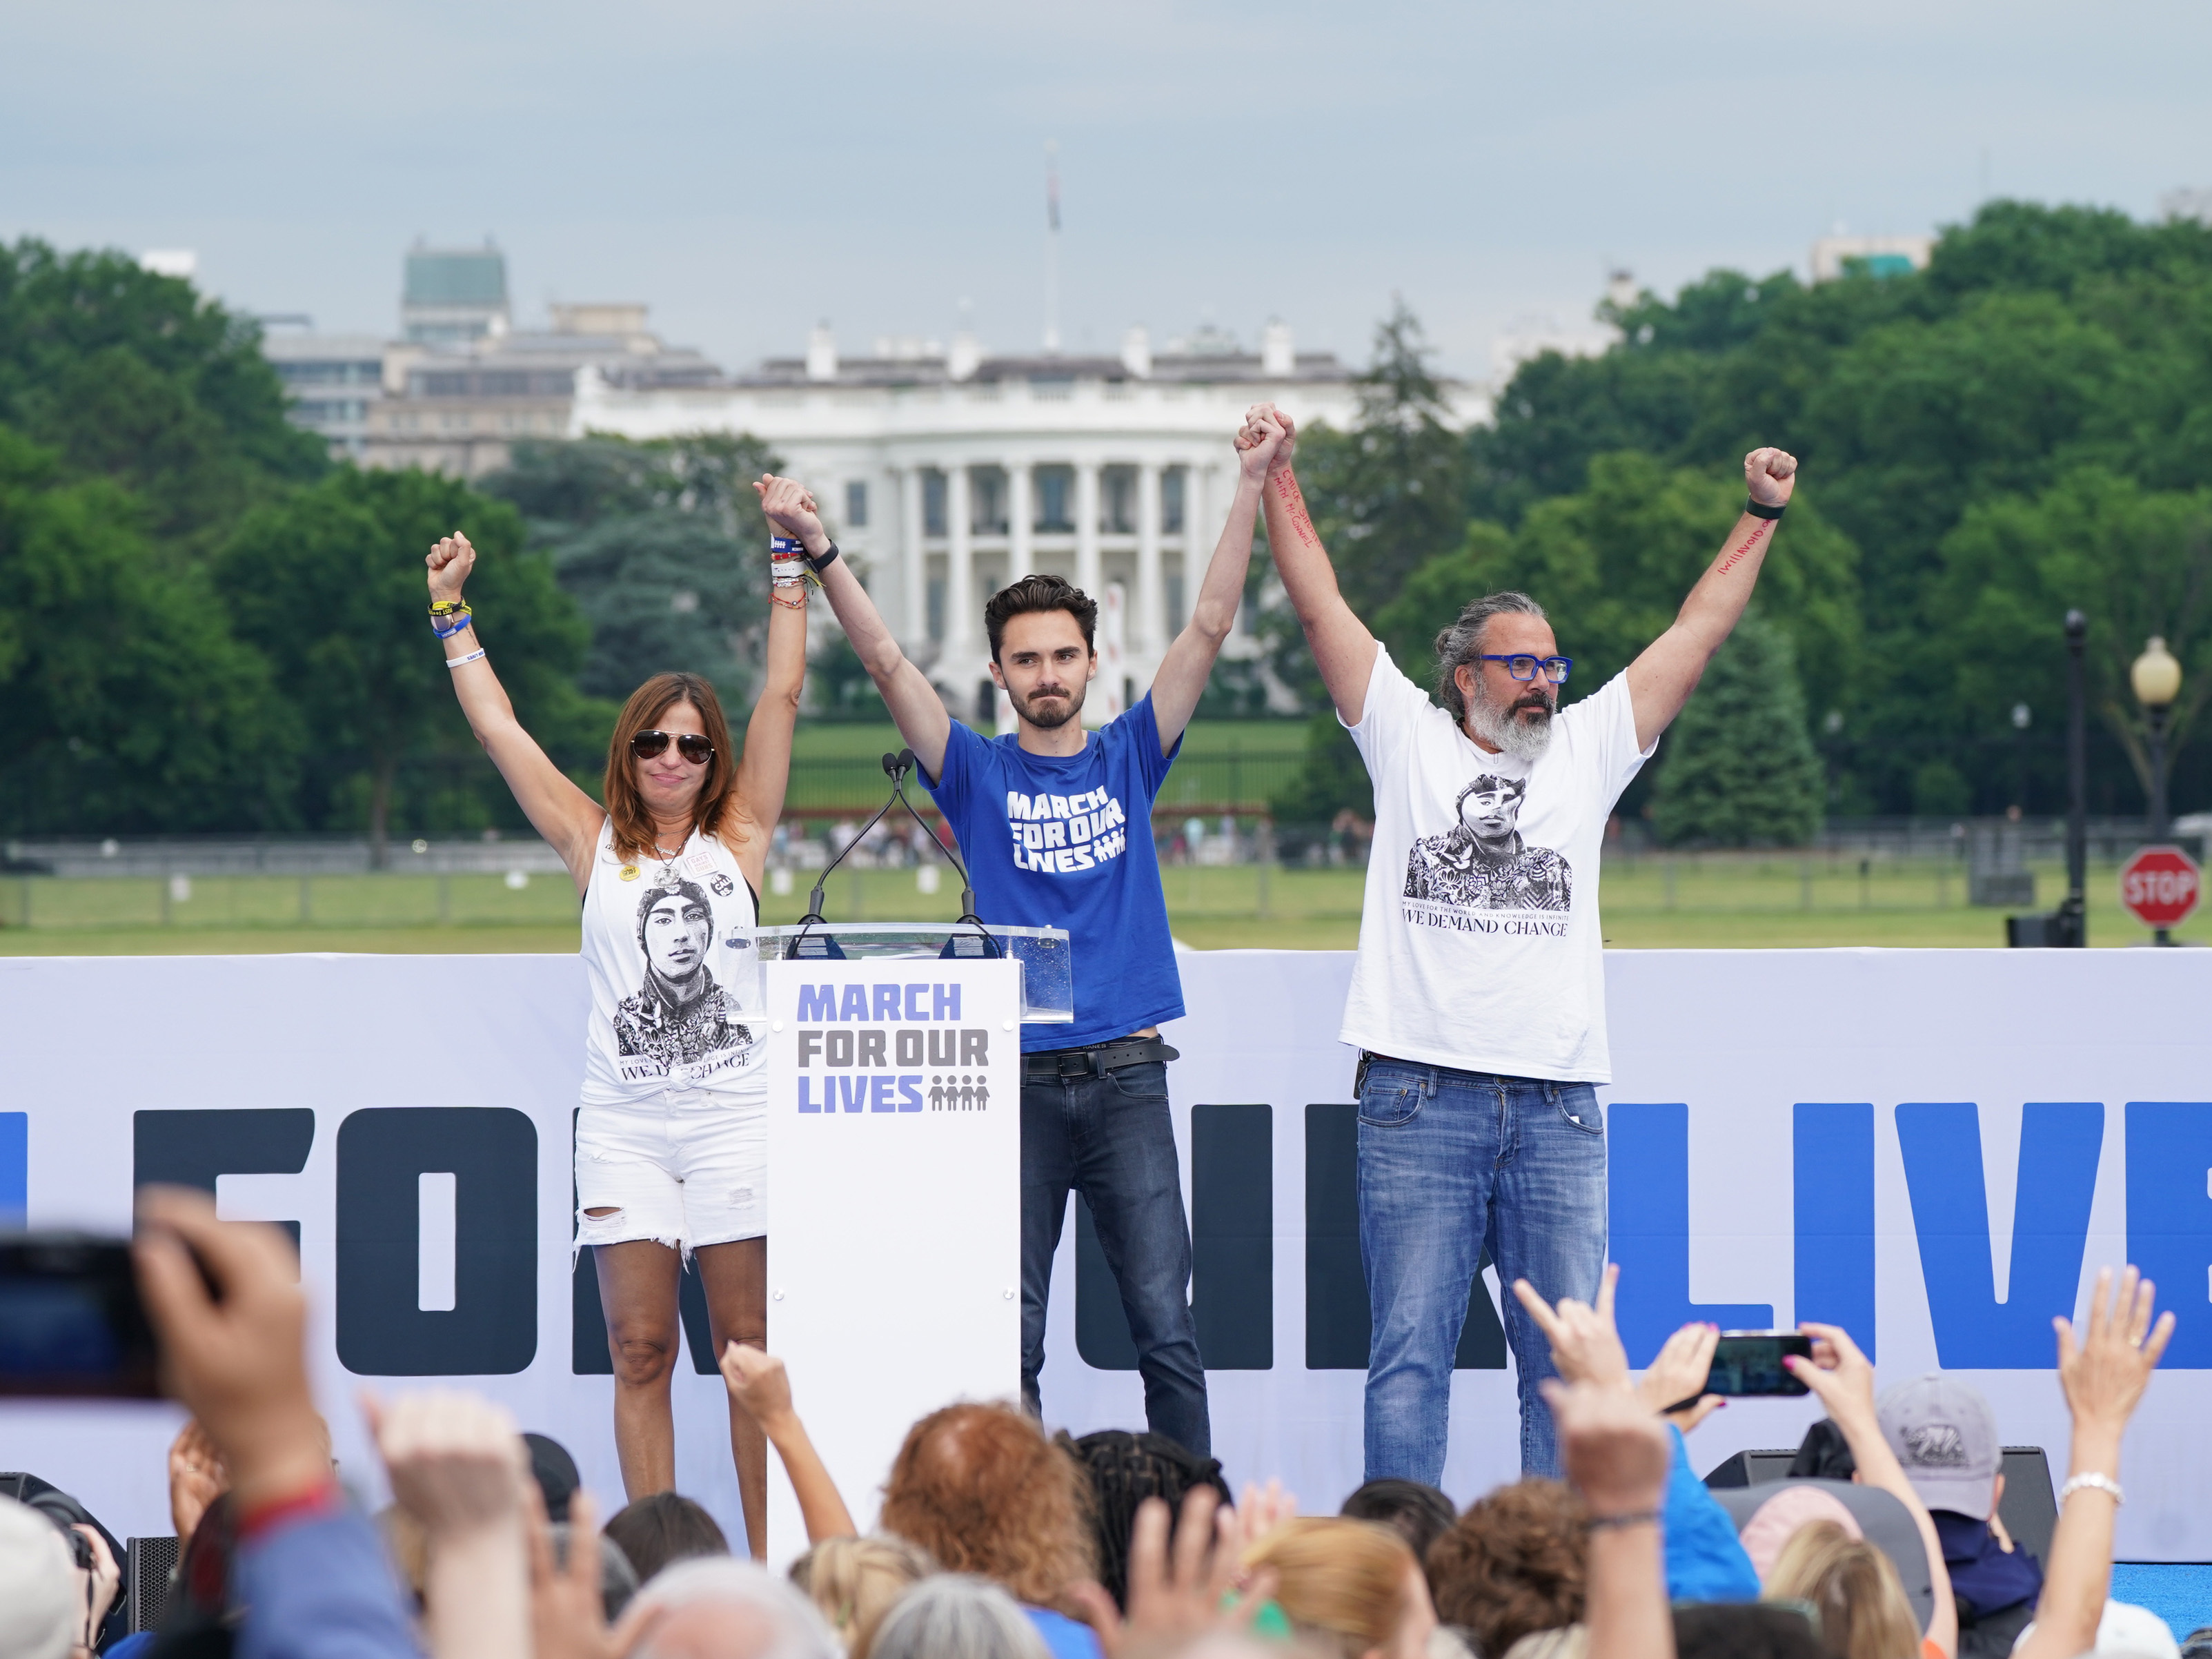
left=0, top=1495, right=76, bottom=1659
left=1877, top=1373, right=2000, bottom=1518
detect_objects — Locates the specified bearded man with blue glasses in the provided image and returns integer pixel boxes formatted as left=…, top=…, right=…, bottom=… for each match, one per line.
left=1247, top=401, right=1799, bottom=1482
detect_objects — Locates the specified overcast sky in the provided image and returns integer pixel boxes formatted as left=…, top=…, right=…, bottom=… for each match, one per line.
left=6, top=0, right=2210, bottom=382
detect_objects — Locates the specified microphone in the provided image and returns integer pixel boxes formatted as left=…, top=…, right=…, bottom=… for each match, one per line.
left=786, top=747, right=998, bottom=957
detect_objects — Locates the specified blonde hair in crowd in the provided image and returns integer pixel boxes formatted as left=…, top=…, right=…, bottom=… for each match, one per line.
left=788, top=1534, right=938, bottom=1656
left=1762, top=1520, right=1922, bottom=1659
left=1243, top=1517, right=1419, bottom=1658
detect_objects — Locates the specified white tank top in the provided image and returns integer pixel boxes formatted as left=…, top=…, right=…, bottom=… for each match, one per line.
left=578, top=818, right=767, bottom=1105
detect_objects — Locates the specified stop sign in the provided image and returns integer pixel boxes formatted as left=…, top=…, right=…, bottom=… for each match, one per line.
left=2120, top=844, right=2202, bottom=930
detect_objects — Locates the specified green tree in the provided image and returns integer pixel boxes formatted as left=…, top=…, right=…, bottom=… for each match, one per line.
left=1283, top=300, right=1471, bottom=620
left=485, top=432, right=780, bottom=701
left=217, top=467, right=592, bottom=862
left=1934, top=467, right=2212, bottom=812
left=1648, top=613, right=1823, bottom=846
left=0, top=240, right=326, bottom=549
left=0, top=427, right=300, bottom=832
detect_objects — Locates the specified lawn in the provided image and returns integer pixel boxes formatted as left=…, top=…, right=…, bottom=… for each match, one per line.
left=2, top=854, right=2198, bottom=954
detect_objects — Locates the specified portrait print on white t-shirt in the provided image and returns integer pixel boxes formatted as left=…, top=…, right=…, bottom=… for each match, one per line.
left=1403, top=773, right=1572, bottom=919
left=613, top=874, right=754, bottom=1082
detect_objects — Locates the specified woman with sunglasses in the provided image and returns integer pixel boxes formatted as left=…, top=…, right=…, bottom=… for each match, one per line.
left=424, top=514, right=809, bottom=1555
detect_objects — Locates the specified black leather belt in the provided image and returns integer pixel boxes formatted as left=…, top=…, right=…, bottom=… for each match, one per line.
left=1023, top=1036, right=1181, bottom=1080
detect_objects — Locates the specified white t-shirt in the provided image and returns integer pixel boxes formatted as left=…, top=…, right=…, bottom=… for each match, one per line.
left=578, top=820, right=768, bottom=1106
left=1341, top=646, right=1656, bottom=1082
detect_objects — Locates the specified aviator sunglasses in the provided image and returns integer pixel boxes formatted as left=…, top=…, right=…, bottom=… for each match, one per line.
left=630, top=729, right=714, bottom=765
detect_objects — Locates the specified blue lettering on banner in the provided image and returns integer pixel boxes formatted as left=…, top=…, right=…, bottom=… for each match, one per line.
left=871, top=1076, right=896, bottom=1113
left=935, top=983, right=960, bottom=1021
left=900, top=1076, right=924, bottom=1112
left=1897, top=1101, right=2103, bottom=1368
left=838, top=984, right=869, bottom=1021
left=798, top=985, right=836, bottom=1021
left=1795, top=1103, right=1877, bottom=1354
left=798, top=1077, right=820, bottom=1113
left=2125, top=1102, right=2212, bottom=1367
left=1608, top=1103, right=1774, bottom=1366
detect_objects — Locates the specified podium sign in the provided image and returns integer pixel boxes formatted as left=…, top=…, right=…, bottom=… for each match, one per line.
left=762, top=956, right=1023, bottom=1564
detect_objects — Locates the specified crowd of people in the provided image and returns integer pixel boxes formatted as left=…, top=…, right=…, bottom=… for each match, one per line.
left=0, top=1189, right=2186, bottom=1659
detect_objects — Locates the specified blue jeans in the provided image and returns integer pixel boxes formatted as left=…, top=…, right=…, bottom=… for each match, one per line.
left=1359, top=1057, right=1608, bottom=1482
left=1021, top=1059, right=1211, bottom=1455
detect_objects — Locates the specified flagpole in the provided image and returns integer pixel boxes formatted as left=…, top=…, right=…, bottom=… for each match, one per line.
left=1044, top=140, right=1061, bottom=355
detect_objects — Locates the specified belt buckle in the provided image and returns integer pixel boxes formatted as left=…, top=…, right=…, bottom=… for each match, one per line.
left=1058, top=1051, right=1095, bottom=1079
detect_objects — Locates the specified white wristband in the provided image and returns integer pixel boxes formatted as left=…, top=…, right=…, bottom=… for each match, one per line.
left=2058, top=1472, right=2124, bottom=1506
left=446, top=647, right=488, bottom=670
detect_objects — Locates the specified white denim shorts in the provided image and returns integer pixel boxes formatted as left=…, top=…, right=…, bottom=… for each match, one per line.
left=574, top=1084, right=766, bottom=1254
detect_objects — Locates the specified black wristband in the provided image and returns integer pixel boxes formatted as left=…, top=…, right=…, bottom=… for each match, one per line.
left=1586, top=1509, right=1663, bottom=1533
left=806, top=539, right=841, bottom=574
left=1745, top=497, right=1786, bottom=521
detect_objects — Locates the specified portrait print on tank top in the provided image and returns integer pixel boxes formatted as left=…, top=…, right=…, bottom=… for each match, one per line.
left=581, top=824, right=765, bottom=1097
left=614, top=873, right=753, bottom=1076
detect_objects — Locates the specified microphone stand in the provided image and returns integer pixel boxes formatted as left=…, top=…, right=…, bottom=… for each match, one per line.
left=784, top=750, right=999, bottom=958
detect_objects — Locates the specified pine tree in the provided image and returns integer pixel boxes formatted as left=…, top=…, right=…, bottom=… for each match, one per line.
left=1650, top=611, right=1823, bottom=846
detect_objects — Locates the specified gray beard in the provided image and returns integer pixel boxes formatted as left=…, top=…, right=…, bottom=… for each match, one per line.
left=1466, top=689, right=1554, bottom=760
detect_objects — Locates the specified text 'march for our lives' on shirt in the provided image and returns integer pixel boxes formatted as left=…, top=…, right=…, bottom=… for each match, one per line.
left=923, top=695, right=1185, bottom=1051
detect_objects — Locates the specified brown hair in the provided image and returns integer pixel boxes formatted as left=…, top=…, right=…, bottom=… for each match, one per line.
left=878, top=1402, right=1094, bottom=1607
left=1243, top=1517, right=1421, bottom=1658
left=1761, top=1522, right=1919, bottom=1659
left=789, top=1534, right=938, bottom=1656
left=1426, top=1479, right=1587, bottom=1659
left=602, top=1491, right=729, bottom=1585
left=603, top=672, right=740, bottom=862
left=983, top=573, right=1097, bottom=660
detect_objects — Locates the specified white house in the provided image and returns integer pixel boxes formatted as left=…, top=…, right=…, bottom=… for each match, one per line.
left=571, top=324, right=1468, bottom=718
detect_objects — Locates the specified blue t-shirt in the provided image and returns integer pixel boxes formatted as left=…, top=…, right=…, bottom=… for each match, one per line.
left=924, top=696, right=1183, bottom=1051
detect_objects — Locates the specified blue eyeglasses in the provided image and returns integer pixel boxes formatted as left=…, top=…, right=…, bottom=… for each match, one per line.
left=1477, top=654, right=1574, bottom=684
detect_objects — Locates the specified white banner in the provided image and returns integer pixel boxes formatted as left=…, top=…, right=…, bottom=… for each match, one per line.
left=1, top=949, right=2208, bottom=1560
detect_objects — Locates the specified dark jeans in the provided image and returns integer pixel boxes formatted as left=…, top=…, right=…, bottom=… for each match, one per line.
left=1358, top=1057, right=1608, bottom=1481
left=1020, top=1058, right=1211, bottom=1455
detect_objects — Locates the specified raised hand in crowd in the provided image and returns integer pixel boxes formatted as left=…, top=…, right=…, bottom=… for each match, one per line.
left=134, top=1187, right=328, bottom=1514
left=367, top=1388, right=533, bottom=1659
left=134, top=1187, right=419, bottom=1659
left=527, top=1482, right=666, bottom=1659
left=718, top=1341, right=857, bottom=1544
left=1069, top=1486, right=1278, bottom=1659
left=1512, top=1262, right=1630, bottom=1389
left=1788, top=1322, right=1959, bottom=1658
left=1637, top=1322, right=1724, bottom=1433
left=68, top=1523, right=121, bottom=1659
left=2016, top=1267, right=2174, bottom=1659
left=1234, top=1478, right=1299, bottom=1551
left=168, top=1417, right=230, bottom=1542
left=1543, top=1377, right=1675, bottom=1659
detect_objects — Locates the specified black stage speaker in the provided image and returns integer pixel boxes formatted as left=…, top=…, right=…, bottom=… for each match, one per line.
left=1704, top=1444, right=2058, bottom=1564
left=128, top=1535, right=181, bottom=1632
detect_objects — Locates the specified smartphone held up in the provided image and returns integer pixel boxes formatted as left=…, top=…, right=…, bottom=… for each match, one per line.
left=0, top=1233, right=161, bottom=1399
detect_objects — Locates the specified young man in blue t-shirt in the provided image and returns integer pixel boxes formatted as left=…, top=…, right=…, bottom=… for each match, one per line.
left=755, top=413, right=1286, bottom=1454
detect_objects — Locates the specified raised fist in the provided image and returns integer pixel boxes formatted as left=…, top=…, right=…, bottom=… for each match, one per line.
left=1233, top=405, right=1288, bottom=479
left=1241, top=402, right=1297, bottom=474
left=1746, top=447, right=1799, bottom=509
left=753, top=473, right=824, bottom=542
left=427, top=532, right=475, bottom=603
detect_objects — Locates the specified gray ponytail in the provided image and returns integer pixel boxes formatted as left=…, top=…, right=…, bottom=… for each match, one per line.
left=1434, top=591, right=1548, bottom=721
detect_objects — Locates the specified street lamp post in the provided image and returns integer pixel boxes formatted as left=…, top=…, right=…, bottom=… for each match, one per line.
left=2131, top=634, right=2184, bottom=943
